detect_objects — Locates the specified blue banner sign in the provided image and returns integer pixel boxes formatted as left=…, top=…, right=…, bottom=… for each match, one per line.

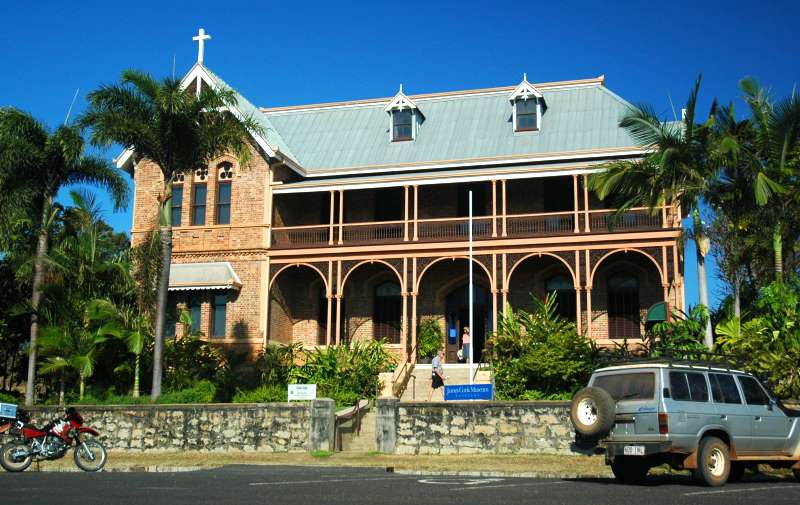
left=444, top=384, right=493, bottom=401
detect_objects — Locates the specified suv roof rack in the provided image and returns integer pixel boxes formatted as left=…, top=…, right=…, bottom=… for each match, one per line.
left=596, top=349, right=750, bottom=373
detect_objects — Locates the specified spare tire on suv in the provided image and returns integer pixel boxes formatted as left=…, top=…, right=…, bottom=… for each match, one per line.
left=571, top=386, right=616, bottom=438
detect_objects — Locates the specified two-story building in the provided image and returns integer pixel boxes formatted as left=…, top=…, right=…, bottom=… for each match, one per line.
left=125, top=62, right=684, bottom=364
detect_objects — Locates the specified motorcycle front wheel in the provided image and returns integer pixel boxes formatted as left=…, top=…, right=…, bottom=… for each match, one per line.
left=73, top=438, right=107, bottom=472
left=0, top=441, right=33, bottom=472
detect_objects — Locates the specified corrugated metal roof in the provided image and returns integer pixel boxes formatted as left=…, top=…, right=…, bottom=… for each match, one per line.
left=205, top=67, right=299, bottom=164
left=261, top=85, right=638, bottom=175
left=168, top=262, right=242, bottom=291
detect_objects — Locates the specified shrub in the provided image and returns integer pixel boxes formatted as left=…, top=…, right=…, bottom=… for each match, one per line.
left=648, top=305, right=709, bottom=358
left=417, top=318, right=443, bottom=358
left=163, top=337, right=230, bottom=392
left=717, top=278, right=800, bottom=399
left=255, top=343, right=301, bottom=386
left=293, top=340, right=396, bottom=402
left=0, top=391, right=18, bottom=404
left=233, top=384, right=287, bottom=403
left=487, top=294, right=596, bottom=400
left=157, top=380, right=216, bottom=404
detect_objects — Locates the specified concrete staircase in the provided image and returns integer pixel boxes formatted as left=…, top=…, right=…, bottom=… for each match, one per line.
left=336, top=406, right=377, bottom=452
left=400, top=364, right=490, bottom=402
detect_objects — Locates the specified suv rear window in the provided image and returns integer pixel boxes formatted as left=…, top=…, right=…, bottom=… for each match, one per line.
left=737, top=376, right=770, bottom=405
left=670, top=371, right=709, bottom=402
left=710, top=373, right=742, bottom=404
left=593, top=372, right=655, bottom=401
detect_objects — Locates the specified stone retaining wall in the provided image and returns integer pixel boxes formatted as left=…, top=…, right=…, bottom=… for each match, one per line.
left=26, top=403, right=312, bottom=452
left=378, top=399, right=575, bottom=455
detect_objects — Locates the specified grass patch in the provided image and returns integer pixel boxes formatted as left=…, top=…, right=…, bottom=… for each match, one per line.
left=310, top=450, right=334, bottom=458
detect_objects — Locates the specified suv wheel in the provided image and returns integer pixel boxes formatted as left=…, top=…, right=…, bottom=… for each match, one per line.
left=693, top=436, right=730, bottom=487
left=611, top=457, right=648, bottom=484
left=570, top=387, right=615, bottom=438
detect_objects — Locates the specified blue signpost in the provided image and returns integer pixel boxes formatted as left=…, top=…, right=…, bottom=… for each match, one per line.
left=444, top=383, right=493, bottom=401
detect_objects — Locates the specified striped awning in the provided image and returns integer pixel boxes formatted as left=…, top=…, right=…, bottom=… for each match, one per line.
left=168, top=262, right=242, bottom=291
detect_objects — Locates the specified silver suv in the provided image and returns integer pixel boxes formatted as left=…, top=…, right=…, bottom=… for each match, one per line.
left=570, top=361, right=800, bottom=486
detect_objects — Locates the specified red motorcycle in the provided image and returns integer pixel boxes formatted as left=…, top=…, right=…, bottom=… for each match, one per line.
left=0, top=407, right=107, bottom=472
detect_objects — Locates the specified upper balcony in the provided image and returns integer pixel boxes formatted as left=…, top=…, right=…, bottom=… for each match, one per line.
left=270, top=176, right=680, bottom=250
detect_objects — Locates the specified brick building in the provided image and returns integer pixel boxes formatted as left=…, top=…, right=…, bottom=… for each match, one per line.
left=124, top=62, right=684, bottom=364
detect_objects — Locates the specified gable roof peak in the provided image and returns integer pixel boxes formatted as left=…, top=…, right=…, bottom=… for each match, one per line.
left=509, top=73, right=543, bottom=102
left=385, top=84, right=419, bottom=112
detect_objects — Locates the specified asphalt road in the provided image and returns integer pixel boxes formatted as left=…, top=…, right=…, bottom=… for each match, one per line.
left=2, top=465, right=799, bottom=505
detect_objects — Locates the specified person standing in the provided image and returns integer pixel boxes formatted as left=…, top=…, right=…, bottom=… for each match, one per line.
left=428, top=349, right=445, bottom=401
left=461, top=326, right=471, bottom=364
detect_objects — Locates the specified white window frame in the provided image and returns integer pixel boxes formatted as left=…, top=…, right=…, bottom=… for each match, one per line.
left=512, top=98, right=541, bottom=133
left=390, top=109, right=416, bottom=142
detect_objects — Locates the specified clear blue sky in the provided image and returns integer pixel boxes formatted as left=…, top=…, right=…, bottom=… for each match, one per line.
left=1, top=0, right=797, bottom=309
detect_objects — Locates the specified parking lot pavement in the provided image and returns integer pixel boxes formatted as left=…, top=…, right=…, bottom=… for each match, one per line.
left=1, top=465, right=799, bottom=505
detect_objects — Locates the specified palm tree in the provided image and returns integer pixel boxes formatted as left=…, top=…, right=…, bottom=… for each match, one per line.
left=589, top=76, right=716, bottom=348
left=80, top=70, right=261, bottom=399
left=738, top=78, right=800, bottom=281
left=707, top=103, right=758, bottom=317
left=88, top=297, right=150, bottom=398
left=38, top=301, right=122, bottom=402
left=0, top=108, right=128, bottom=405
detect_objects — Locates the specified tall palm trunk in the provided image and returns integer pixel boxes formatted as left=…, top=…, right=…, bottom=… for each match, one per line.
left=25, top=196, right=51, bottom=406
left=151, top=181, right=173, bottom=400
left=59, top=372, right=65, bottom=406
left=79, top=374, right=85, bottom=401
left=133, top=353, right=140, bottom=398
left=692, top=209, right=713, bottom=350
left=773, top=222, right=783, bottom=281
left=733, top=272, right=741, bottom=318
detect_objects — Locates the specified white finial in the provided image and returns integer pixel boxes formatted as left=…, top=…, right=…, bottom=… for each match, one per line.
left=523, top=72, right=528, bottom=82
left=399, top=83, right=403, bottom=93
left=193, top=28, right=212, bottom=64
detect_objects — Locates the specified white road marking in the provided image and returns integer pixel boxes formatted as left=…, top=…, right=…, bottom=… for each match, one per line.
left=683, top=484, right=799, bottom=497
left=451, top=480, right=569, bottom=492
left=249, top=476, right=410, bottom=486
left=418, top=478, right=504, bottom=486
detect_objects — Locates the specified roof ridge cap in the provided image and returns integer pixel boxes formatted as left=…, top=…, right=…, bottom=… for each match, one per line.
left=260, top=75, right=605, bottom=113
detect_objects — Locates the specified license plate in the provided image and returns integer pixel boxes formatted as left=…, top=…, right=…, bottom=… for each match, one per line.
left=623, top=445, right=645, bottom=456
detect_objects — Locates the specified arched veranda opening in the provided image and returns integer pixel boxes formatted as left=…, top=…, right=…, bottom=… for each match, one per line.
left=268, top=264, right=328, bottom=346
left=341, top=262, right=404, bottom=357
left=506, top=254, right=576, bottom=323
left=590, top=250, right=664, bottom=341
left=417, top=258, right=493, bottom=363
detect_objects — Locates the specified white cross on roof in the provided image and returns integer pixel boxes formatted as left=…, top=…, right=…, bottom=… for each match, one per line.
left=192, top=28, right=211, bottom=64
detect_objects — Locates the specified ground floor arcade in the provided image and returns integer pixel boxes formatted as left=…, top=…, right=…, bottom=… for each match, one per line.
left=264, top=241, right=683, bottom=363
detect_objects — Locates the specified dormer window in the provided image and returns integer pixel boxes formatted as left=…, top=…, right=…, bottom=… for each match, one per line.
left=509, top=73, right=544, bottom=133
left=515, top=100, right=538, bottom=131
left=385, top=84, right=421, bottom=142
left=392, top=110, right=413, bottom=141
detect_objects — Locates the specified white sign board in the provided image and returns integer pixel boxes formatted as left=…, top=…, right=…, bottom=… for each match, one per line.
left=288, top=384, right=317, bottom=401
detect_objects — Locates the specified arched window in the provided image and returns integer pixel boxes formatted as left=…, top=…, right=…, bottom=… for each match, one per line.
left=373, top=281, right=401, bottom=343
left=545, top=275, right=575, bottom=322
left=216, top=162, right=233, bottom=225
left=607, top=274, right=640, bottom=339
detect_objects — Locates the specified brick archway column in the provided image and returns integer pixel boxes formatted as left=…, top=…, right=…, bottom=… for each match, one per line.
left=410, top=292, right=418, bottom=364
left=401, top=292, right=408, bottom=360
left=501, top=289, right=509, bottom=316
left=491, top=289, right=499, bottom=333
left=325, top=295, right=333, bottom=346
left=663, top=284, right=670, bottom=304
left=575, top=287, right=583, bottom=335
left=335, top=295, right=342, bottom=345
